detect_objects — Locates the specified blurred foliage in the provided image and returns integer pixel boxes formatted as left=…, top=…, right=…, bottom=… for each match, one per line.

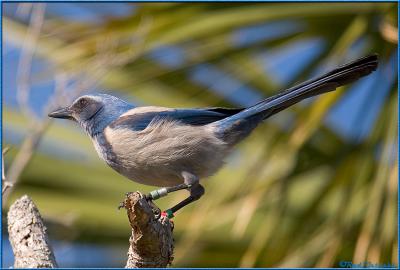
left=2, top=2, right=398, bottom=268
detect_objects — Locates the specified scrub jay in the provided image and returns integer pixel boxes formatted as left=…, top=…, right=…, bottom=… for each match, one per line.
left=48, top=54, right=378, bottom=218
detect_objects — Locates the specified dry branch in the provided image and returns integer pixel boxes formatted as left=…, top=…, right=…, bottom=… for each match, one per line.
left=122, top=192, right=174, bottom=268
left=7, top=195, right=58, bottom=268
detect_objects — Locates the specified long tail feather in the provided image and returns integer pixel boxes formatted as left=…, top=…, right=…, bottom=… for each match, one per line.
left=215, top=54, right=379, bottom=143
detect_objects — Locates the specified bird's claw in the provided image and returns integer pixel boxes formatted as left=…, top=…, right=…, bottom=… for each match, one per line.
left=117, top=192, right=135, bottom=210
left=144, top=193, right=152, bottom=201
left=119, top=190, right=174, bottom=219
left=145, top=198, right=160, bottom=216
left=153, top=208, right=161, bottom=219
left=117, top=201, right=125, bottom=210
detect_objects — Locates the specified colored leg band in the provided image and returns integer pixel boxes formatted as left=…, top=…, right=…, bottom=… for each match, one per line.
left=149, top=188, right=168, bottom=200
left=163, top=209, right=174, bottom=219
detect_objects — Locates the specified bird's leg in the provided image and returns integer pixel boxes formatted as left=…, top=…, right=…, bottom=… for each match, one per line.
left=162, top=172, right=204, bottom=218
left=162, top=184, right=204, bottom=218
left=145, top=183, right=189, bottom=201
left=145, top=171, right=198, bottom=201
left=144, top=172, right=204, bottom=218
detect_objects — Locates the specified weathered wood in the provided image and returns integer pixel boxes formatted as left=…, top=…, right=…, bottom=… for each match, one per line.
left=7, top=195, right=58, bottom=268
left=122, top=192, right=174, bottom=268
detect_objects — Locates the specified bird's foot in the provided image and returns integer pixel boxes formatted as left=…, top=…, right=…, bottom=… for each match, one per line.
left=146, top=199, right=162, bottom=218
left=117, top=192, right=135, bottom=210
left=143, top=182, right=197, bottom=218
left=118, top=192, right=164, bottom=219
left=117, top=201, right=125, bottom=210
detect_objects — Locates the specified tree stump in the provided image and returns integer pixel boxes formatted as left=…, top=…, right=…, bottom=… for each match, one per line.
left=122, top=192, right=174, bottom=268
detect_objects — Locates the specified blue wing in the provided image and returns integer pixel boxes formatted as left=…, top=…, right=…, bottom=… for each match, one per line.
left=108, top=107, right=243, bottom=131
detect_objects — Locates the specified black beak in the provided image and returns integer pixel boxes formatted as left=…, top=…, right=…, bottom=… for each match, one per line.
left=48, top=107, right=74, bottom=120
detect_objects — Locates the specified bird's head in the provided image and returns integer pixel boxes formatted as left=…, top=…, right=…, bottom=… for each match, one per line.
left=48, top=94, right=133, bottom=136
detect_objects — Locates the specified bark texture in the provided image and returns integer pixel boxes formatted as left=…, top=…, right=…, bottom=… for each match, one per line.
left=7, top=195, right=58, bottom=268
left=122, top=192, right=174, bottom=268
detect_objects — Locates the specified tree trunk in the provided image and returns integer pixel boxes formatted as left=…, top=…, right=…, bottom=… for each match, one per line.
left=7, top=195, right=58, bottom=268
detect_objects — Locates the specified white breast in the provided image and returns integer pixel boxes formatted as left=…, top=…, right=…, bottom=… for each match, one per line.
left=103, top=119, right=229, bottom=187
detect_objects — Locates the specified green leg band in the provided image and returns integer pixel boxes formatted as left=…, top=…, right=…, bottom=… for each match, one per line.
left=165, top=209, right=174, bottom=218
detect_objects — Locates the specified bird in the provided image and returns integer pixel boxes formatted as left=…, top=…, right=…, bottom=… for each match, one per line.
left=48, top=54, right=378, bottom=218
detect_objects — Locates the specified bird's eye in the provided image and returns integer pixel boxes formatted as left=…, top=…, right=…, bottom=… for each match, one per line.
left=78, top=98, right=88, bottom=107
